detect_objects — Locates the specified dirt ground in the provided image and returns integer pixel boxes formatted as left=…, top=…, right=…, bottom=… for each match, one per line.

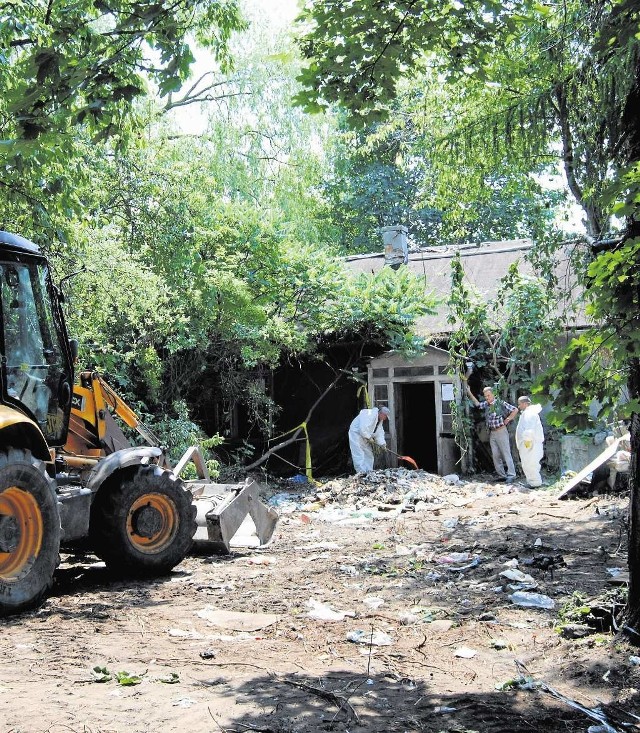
left=1, top=469, right=639, bottom=733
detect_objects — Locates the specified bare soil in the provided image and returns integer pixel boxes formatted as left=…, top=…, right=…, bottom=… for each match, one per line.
left=1, top=470, right=638, bottom=733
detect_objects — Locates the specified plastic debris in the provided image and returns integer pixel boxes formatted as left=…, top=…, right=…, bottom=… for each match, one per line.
left=447, top=557, right=480, bottom=572
left=629, top=656, right=640, bottom=666
left=199, top=649, right=218, bottom=660
left=288, top=474, right=308, bottom=484
left=347, top=629, right=393, bottom=646
left=443, top=474, right=460, bottom=485
left=157, top=672, right=180, bottom=684
left=306, top=599, right=354, bottom=622
left=398, top=612, right=420, bottom=625
left=500, top=569, right=537, bottom=585
left=435, top=552, right=471, bottom=564
left=339, top=564, right=360, bottom=576
left=172, top=698, right=196, bottom=708
left=509, top=591, right=555, bottom=609
left=363, top=596, right=385, bottom=610
left=454, top=646, right=477, bottom=658
left=267, top=493, right=301, bottom=514
left=91, top=666, right=112, bottom=683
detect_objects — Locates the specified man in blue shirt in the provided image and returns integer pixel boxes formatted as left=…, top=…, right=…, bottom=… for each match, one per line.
left=466, top=385, right=518, bottom=482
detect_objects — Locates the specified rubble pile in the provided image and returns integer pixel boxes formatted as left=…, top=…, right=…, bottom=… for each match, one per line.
left=269, top=468, right=517, bottom=522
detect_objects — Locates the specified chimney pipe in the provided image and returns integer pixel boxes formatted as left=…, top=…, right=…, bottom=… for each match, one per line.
left=381, top=225, right=408, bottom=269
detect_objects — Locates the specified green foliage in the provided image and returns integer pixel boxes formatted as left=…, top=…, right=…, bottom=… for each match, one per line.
left=295, top=0, right=639, bottom=238
left=447, top=251, right=561, bottom=455
left=0, top=1, right=246, bottom=243
left=536, top=235, right=640, bottom=429
left=332, top=265, right=439, bottom=352
left=0, top=0, right=245, bottom=141
left=320, top=120, right=443, bottom=251
left=294, top=0, right=525, bottom=125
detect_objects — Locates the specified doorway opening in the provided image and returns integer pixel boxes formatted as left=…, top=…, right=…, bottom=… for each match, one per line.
left=396, top=382, right=438, bottom=473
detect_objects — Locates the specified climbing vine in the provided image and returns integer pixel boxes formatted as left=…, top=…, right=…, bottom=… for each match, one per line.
left=446, top=251, right=562, bottom=465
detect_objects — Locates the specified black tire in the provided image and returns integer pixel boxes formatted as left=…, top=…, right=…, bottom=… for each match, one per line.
left=89, top=465, right=196, bottom=577
left=0, top=448, right=61, bottom=616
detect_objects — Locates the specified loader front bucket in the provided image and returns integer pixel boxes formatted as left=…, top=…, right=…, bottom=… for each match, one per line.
left=188, top=479, right=279, bottom=554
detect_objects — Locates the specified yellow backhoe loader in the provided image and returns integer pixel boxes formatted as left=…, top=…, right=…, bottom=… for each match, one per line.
left=0, top=231, right=277, bottom=616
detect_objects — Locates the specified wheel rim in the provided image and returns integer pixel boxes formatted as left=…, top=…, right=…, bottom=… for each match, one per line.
left=0, top=487, right=44, bottom=579
left=126, top=493, right=178, bottom=554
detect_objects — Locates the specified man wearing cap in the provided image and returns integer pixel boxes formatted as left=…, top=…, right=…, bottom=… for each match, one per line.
left=348, top=406, right=390, bottom=473
left=465, top=384, right=518, bottom=482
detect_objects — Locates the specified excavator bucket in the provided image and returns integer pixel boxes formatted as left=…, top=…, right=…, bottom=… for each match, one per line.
left=170, top=446, right=279, bottom=554
left=189, top=479, right=279, bottom=553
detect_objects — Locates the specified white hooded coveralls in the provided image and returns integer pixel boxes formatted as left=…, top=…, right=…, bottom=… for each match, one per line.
left=515, top=403, right=545, bottom=487
left=349, top=408, right=387, bottom=473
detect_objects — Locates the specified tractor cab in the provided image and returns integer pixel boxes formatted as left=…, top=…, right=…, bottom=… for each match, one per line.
left=0, top=231, right=75, bottom=448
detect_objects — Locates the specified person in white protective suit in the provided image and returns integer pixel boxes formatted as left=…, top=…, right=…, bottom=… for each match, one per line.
left=515, top=396, right=545, bottom=487
left=348, top=406, right=390, bottom=473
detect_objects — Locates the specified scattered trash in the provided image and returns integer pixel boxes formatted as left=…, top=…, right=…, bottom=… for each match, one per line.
left=172, top=697, right=196, bottom=708
left=490, top=639, right=509, bottom=650
left=534, top=537, right=542, bottom=546
left=435, top=552, right=471, bottom=564
left=606, top=567, right=624, bottom=577
left=246, top=555, right=277, bottom=565
left=339, top=564, right=360, bottom=576
left=346, top=629, right=393, bottom=646
left=362, top=596, right=385, bottom=610
left=394, top=544, right=414, bottom=556
left=448, top=557, right=480, bottom=572
left=442, top=517, right=459, bottom=529
left=157, top=672, right=180, bottom=684
left=398, top=612, right=420, bottom=625
left=288, top=474, right=308, bottom=484
left=91, top=666, right=112, bottom=683
left=433, top=706, right=458, bottom=713
left=443, top=474, right=460, bottom=485
left=454, top=646, right=477, bottom=658
left=307, top=599, right=354, bottom=622
left=509, top=591, right=555, bottom=609
left=504, top=558, right=519, bottom=568
left=267, top=493, right=301, bottom=514
left=199, top=649, right=219, bottom=660
left=500, top=569, right=537, bottom=588
left=197, top=606, right=280, bottom=632
left=630, top=656, right=640, bottom=666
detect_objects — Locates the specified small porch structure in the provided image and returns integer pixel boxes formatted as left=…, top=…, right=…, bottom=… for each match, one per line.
left=368, top=345, right=461, bottom=475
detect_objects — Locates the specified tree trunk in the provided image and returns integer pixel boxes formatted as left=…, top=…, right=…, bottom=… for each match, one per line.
left=627, top=367, right=640, bottom=631
left=623, top=58, right=640, bottom=634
